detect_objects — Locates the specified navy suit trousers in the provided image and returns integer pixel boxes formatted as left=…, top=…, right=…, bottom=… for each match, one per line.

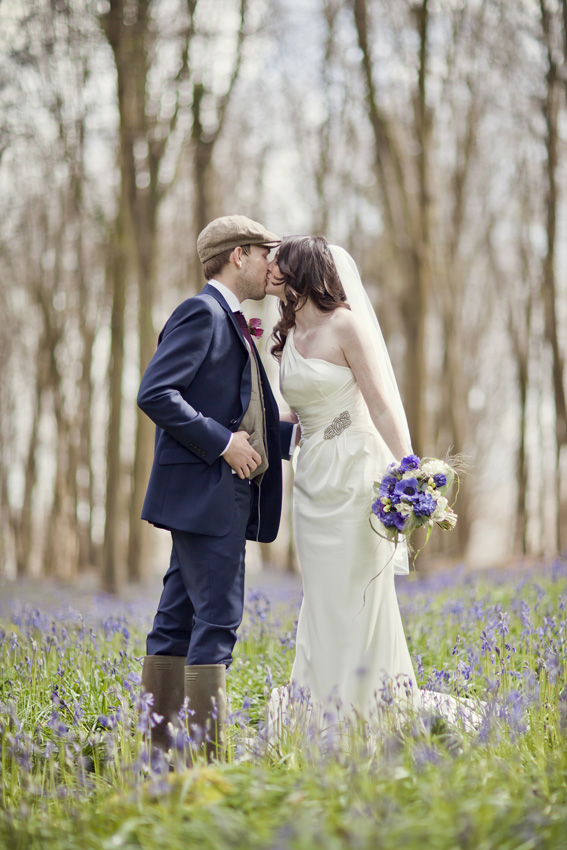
left=146, top=477, right=253, bottom=667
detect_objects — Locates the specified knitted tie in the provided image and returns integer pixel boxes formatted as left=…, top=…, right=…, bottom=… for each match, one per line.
left=234, top=311, right=255, bottom=349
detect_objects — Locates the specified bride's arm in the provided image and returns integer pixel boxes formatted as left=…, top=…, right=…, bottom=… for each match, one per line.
left=280, top=408, right=301, bottom=450
left=334, top=310, right=412, bottom=459
left=280, top=409, right=299, bottom=424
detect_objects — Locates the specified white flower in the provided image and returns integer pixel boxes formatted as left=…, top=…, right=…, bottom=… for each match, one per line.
left=420, top=460, right=451, bottom=478
left=432, top=496, right=448, bottom=520
left=398, top=502, right=413, bottom=517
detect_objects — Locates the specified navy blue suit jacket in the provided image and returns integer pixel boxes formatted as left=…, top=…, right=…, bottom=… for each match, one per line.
left=137, top=284, right=292, bottom=542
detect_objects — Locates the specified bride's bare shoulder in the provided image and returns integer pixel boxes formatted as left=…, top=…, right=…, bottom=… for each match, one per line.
left=328, top=307, right=365, bottom=343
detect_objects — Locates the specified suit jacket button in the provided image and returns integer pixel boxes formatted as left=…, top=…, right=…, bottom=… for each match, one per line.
left=230, top=418, right=238, bottom=426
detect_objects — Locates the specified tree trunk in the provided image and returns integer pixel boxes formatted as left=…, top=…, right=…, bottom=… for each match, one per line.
left=127, top=205, right=157, bottom=583
left=540, top=0, right=567, bottom=552
left=102, top=209, right=128, bottom=593
left=13, top=367, right=44, bottom=577
left=352, top=0, right=430, bottom=455
left=101, top=0, right=249, bottom=585
left=101, top=0, right=151, bottom=590
left=77, top=326, right=97, bottom=570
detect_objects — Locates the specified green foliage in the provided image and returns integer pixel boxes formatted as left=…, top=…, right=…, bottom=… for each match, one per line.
left=1, top=561, right=566, bottom=849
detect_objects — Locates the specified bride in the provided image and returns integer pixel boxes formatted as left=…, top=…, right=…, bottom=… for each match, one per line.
left=264, top=236, right=478, bottom=734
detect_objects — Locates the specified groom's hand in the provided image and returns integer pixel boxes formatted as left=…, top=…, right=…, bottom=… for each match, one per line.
left=223, top=431, right=262, bottom=479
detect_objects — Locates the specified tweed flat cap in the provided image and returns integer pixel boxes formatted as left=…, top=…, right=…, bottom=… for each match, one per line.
left=197, top=215, right=281, bottom=264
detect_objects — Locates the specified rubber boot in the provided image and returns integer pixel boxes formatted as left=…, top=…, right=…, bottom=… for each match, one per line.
left=184, top=664, right=227, bottom=763
left=140, top=655, right=186, bottom=752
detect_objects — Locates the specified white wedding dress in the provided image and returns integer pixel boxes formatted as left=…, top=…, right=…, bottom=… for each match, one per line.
left=266, top=331, right=481, bottom=740
left=264, top=247, right=481, bottom=744
left=275, top=327, right=417, bottom=723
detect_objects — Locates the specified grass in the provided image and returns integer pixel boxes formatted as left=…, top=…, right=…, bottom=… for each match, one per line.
left=0, top=558, right=566, bottom=849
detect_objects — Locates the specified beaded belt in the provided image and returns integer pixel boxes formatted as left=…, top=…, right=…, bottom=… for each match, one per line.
left=323, top=411, right=352, bottom=440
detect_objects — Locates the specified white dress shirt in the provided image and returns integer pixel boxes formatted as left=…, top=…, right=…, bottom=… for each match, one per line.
left=207, top=278, right=298, bottom=459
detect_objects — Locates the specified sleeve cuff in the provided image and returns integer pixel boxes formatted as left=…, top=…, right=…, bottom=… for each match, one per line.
left=220, top=433, right=233, bottom=457
left=289, top=424, right=299, bottom=456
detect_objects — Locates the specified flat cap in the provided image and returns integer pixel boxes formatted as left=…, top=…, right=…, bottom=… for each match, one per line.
left=197, top=215, right=281, bottom=264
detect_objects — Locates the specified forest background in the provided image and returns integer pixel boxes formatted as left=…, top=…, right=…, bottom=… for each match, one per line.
left=0, top=0, right=566, bottom=593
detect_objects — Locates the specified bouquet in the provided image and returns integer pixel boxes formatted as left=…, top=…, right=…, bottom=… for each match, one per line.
left=371, top=454, right=459, bottom=550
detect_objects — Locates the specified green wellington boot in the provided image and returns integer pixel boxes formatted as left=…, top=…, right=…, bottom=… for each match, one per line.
left=140, top=655, right=186, bottom=751
left=184, top=664, right=227, bottom=763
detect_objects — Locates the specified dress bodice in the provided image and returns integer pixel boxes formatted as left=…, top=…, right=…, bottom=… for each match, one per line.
left=280, top=328, right=372, bottom=441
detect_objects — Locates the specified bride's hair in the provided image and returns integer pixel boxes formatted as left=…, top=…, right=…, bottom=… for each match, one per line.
left=270, top=235, right=349, bottom=360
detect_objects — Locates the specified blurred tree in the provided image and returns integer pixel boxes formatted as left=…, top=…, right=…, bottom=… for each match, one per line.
left=351, top=0, right=431, bottom=458
left=539, top=0, right=567, bottom=552
left=0, top=1, right=107, bottom=579
left=99, top=0, right=249, bottom=590
left=1, top=0, right=566, bottom=584
left=191, top=0, right=248, bottom=241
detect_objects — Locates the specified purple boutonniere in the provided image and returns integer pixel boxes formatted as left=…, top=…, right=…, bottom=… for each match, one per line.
left=248, top=318, right=264, bottom=338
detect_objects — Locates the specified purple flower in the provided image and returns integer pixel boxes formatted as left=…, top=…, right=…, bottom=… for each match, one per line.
left=413, top=493, right=436, bottom=517
left=373, top=498, right=403, bottom=530
left=391, top=511, right=407, bottom=531
left=433, top=473, right=447, bottom=488
left=378, top=475, right=398, bottom=497
left=394, top=477, right=419, bottom=500
left=373, top=501, right=395, bottom=528
left=399, top=454, right=421, bottom=472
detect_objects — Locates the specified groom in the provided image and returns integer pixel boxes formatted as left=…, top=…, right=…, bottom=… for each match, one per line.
left=137, top=215, right=294, bottom=756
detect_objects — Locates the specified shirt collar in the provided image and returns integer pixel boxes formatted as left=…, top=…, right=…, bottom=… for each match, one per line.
left=207, top=278, right=242, bottom=313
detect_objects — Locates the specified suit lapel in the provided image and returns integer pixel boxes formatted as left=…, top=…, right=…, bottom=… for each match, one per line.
left=200, top=283, right=277, bottom=422
left=201, top=283, right=252, bottom=419
left=202, top=283, right=250, bottom=356
left=254, top=346, right=278, bottom=421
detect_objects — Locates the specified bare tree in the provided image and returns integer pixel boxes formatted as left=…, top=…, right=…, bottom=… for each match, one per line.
left=351, top=0, right=433, bottom=456
left=99, top=0, right=251, bottom=589
left=0, top=1, right=108, bottom=580
left=538, top=0, right=567, bottom=552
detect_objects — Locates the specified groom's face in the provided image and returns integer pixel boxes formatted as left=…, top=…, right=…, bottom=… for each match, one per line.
left=239, top=245, right=270, bottom=301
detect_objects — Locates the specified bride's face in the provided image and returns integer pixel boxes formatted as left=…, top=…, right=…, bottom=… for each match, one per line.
left=266, top=252, right=287, bottom=301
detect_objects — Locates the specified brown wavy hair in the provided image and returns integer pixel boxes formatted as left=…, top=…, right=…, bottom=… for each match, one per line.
left=270, top=235, right=349, bottom=360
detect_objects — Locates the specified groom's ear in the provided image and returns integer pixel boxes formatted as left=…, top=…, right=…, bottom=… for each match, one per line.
left=231, top=246, right=243, bottom=269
